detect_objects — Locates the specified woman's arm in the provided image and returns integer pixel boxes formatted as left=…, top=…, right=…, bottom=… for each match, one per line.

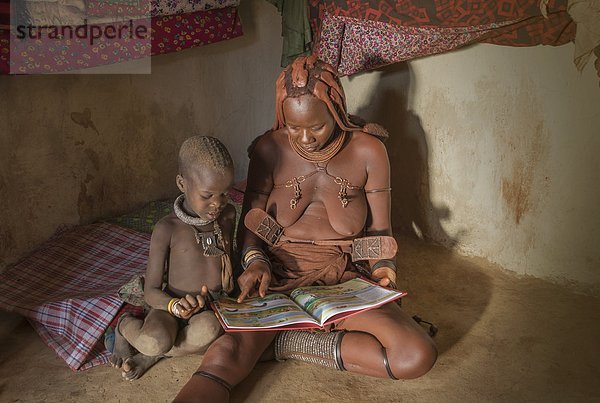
left=236, top=134, right=278, bottom=302
left=236, top=134, right=277, bottom=250
left=362, top=136, right=396, bottom=287
left=363, top=136, right=393, bottom=236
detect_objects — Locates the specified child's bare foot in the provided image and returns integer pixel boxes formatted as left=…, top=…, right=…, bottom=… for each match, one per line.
left=121, top=353, right=164, bottom=380
left=109, top=313, right=135, bottom=369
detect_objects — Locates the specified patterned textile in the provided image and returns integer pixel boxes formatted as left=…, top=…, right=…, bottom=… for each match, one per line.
left=0, top=5, right=242, bottom=74
left=86, top=0, right=240, bottom=20
left=229, top=179, right=246, bottom=205
left=318, top=13, right=516, bottom=76
left=308, top=0, right=576, bottom=75
left=0, top=182, right=246, bottom=370
left=22, top=1, right=116, bottom=27
left=118, top=274, right=151, bottom=309
left=108, top=199, right=173, bottom=233
left=107, top=189, right=243, bottom=233
left=0, top=223, right=150, bottom=370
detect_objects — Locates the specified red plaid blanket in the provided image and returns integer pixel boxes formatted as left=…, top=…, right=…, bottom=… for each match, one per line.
left=0, top=222, right=150, bottom=371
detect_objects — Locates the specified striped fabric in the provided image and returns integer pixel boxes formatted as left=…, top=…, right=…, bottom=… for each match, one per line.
left=0, top=223, right=150, bottom=371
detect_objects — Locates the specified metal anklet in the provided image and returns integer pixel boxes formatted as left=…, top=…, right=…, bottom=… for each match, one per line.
left=381, top=347, right=398, bottom=380
left=274, top=330, right=346, bottom=371
left=193, top=370, right=232, bottom=392
left=335, top=330, right=346, bottom=371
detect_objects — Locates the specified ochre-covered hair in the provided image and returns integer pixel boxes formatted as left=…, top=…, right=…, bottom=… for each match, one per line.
left=178, top=136, right=233, bottom=177
left=273, top=54, right=361, bottom=132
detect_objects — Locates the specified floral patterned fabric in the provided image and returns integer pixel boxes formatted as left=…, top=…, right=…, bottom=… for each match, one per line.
left=118, top=274, right=151, bottom=310
left=309, top=0, right=575, bottom=47
left=0, top=5, right=242, bottom=74
left=86, top=0, right=240, bottom=20
left=317, top=13, right=516, bottom=76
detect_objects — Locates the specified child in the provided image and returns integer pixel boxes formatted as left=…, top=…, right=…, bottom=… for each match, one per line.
left=109, top=136, right=236, bottom=380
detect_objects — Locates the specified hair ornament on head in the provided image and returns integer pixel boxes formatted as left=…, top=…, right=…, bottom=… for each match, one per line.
left=273, top=55, right=389, bottom=147
left=274, top=54, right=360, bottom=134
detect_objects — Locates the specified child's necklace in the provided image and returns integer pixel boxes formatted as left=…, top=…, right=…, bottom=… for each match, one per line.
left=173, top=194, right=224, bottom=257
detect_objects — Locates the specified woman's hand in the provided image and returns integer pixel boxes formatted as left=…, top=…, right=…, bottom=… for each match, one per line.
left=237, top=262, right=271, bottom=303
left=174, top=286, right=210, bottom=319
left=371, top=266, right=397, bottom=289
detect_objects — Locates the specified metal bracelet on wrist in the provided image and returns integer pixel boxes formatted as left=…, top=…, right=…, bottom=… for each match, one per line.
left=241, top=247, right=271, bottom=271
left=371, top=259, right=397, bottom=272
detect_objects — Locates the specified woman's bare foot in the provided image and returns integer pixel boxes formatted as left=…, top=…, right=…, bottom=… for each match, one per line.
left=121, top=353, right=164, bottom=380
left=109, top=313, right=135, bottom=369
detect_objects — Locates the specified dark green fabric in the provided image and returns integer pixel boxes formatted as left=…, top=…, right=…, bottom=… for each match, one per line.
left=267, top=0, right=312, bottom=66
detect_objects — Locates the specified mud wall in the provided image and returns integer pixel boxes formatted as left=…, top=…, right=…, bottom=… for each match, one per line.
left=0, top=0, right=282, bottom=266
left=345, top=45, right=600, bottom=295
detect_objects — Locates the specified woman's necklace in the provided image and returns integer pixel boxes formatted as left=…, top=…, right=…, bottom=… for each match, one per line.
left=173, top=194, right=224, bottom=256
left=288, top=129, right=346, bottom=163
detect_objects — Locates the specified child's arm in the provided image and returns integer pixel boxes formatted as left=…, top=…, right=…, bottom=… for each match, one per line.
left=144, top=218, right=174, bottom=311
left=144, top=216, right=213, bottom=319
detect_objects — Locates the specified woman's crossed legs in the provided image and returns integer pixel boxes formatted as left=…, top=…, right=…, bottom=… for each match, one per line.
left=174, top=302, right=436, bottom=402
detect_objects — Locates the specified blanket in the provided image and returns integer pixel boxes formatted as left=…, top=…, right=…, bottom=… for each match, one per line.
left=0, top=222, right=150, bottom=370
left=0, top=188, right=245, bottom=371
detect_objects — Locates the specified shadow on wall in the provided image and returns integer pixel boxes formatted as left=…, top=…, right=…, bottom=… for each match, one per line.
left=353, top=63, right=491, bottom=353
left=354, top=62, right=454, bottom=246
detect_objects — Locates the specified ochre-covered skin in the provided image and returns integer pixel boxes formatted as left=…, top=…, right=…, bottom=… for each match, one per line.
left=174, top=57, right=437, bottom=403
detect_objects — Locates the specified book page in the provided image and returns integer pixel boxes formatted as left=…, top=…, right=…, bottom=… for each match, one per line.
left=212, top=294, right=320, bottom=330
left=290, top=278, right=405, bottom=326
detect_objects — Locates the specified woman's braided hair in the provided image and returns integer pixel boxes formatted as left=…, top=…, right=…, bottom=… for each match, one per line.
left=273, top=54, right=360, bottom=133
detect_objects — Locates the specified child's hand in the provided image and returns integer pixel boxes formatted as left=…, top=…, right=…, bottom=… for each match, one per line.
left=371, top=267, right=397, bottom=289
left=237, top=262, right=271, bottom=303
left=174, top=286, right=210, bottom=319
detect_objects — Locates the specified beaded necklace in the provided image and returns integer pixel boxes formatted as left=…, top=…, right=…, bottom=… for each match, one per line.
left=173, top=194, right=224, bottom=256
left=282, top=130, right=358, bottom=208
left=288, top=130, right=346, bottom=163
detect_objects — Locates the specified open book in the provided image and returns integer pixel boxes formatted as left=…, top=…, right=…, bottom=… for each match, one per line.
left=211, top=278, right=406, bottom=331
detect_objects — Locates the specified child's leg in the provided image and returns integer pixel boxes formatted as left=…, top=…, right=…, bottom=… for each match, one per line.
left=109, top=314, right=136, bottom=369
left=166, top=310, right=224, bottom=357
left=174, top=331, right=276, bottom=403
left=119, top=308, right=179, bottom=356
left=335, top=302, right=437, bottom=379
left=114, top=309, right=179, bottom=380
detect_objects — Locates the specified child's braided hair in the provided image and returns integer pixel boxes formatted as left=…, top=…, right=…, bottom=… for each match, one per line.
left=178, top=136, right=233, bottom=177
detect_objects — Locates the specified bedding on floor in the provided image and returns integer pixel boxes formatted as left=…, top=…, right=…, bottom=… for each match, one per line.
left=0, top=222, right=150, bottom=370
left=0, top=188, right=245, bottom=371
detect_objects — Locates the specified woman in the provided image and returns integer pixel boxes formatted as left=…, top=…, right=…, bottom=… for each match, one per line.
left=174, top=55, right=437, bottom=402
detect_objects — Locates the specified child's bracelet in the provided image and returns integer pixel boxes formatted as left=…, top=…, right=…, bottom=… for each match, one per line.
left=167, top=298, right=180, bottom=316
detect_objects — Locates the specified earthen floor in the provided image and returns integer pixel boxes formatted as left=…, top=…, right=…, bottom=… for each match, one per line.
left=1, top=237, right=599, bottom=402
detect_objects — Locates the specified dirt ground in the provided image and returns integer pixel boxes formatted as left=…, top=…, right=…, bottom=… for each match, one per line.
left=1, top=237, right=599, bottom=402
